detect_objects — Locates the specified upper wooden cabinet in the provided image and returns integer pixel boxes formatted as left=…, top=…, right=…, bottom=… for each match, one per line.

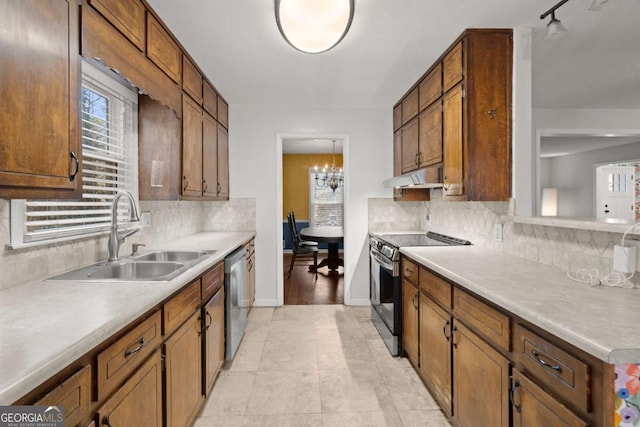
left=89, top=0, right=145, bottom=50
left=203, top=81, right=218, bottom=119
left=393, top=104, right=402, bottom=131
left=0, top=0, right=81, bottom=199
left=217, top=97, right=229, bottom=130
left=183, top=56, right=203, bottom=104
left=401, top=117, right=420, bottom=174
left=202, top=112, right=219, bottom=198
left=146, top=13, right=181, bottom=84
left=443, top=41, right=463, bottom=92
left=216, top=126, right=230, bottom=199
left=401, top=87, right=419, bottom=125
left=391, top=29, right=512, bottom=202
left=182, top=96, right=204, bottom=198
left=419, top=63, right=442, bottom=110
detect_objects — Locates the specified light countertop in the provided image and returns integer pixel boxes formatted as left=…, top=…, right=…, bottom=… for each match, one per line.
left=0, top=231, right=254, bottom=405
left=401, top=245, right=640, bottom=365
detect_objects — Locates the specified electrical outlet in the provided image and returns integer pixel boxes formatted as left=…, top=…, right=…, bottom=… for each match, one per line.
left=493, top=223, right=503, bottom=242
left=141, top=211, right=151, bottom=227
left=426, top=214, right=432, bottom=227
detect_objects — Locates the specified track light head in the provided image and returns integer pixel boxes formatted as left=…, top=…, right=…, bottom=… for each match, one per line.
left=545, top=11, right=568, bottom=40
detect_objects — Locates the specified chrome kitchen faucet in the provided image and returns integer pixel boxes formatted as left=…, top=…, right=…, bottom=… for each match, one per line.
left=107, top=191, right=141, bottom=262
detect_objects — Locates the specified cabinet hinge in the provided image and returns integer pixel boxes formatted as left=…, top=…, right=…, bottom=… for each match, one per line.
left=461, top=88, right=466, bottom=98
left=161, top=354, right=166, bottom=372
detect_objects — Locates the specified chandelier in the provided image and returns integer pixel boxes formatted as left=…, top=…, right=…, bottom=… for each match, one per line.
left=314, top=140, right=343, bottom=193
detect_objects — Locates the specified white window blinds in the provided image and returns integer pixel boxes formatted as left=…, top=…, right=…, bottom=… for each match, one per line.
left=309, top=168, right=343, bottom=227
left=10, top=62, right=138, bottom=247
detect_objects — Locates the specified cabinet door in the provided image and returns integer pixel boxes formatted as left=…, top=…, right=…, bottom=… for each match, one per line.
left=202, top=112, right=219, bottom=198
left=96, top=351, right=163, bottom=427
left=203, top=288, right=225, bottom=396
left=217, top=98, right=229, bottom=130
left=164, top=311, right=203, bottom=427
left=419, top=295, right=452, bottom=415
left=401, top=117, right=419, bottom=174
left=182, top=96, right=203, bottom=197
left=393, top=131, right=402, bottom=177
left=418, top=100, right=443, bottom=168
left=146, top=14, right=181, bottom=84
left=393, top=104, right=402, bottom=131
left=402, top=280, right=419, bottom=367
left=402, top=87, right=419, bottom=125
left=35, top=365, right=92, bottom=427
left=419, top=64, right=442, bottom=110
left=511, top=369, right=588, bottom=427
left=89, top=0, right=145, bottom=50
left=0, top=0, right=81, bottom=198
left=443, top=41, right=463, bottom=92
left=216, top=126, right=229, bottom=200
left=442, top=84, right=464, bottom=197
left=453, top=321, right=510, bottom=427
left=203, top=81, right=218, bottom=119
left=182, top=56, right=202, bottom=104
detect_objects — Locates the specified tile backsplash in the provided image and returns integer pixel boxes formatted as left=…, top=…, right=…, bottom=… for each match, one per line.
left=368, top=194, right=640, bottom=283
left=0, top=198, right=255, bottom=291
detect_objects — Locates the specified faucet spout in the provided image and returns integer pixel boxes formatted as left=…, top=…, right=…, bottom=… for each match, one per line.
left=108, top=191, right=140, bottom=262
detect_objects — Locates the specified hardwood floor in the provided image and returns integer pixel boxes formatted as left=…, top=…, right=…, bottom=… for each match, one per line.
left=284, top=253, right=344, bottom=305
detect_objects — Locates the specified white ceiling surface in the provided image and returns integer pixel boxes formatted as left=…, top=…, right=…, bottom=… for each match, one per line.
left=540, top=135, right=640, bottom=158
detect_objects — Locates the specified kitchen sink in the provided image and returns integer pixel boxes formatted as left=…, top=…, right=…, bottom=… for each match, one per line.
left=133, top=250, right=211, bottom=262
left=47, top=250, right=215, bottom=282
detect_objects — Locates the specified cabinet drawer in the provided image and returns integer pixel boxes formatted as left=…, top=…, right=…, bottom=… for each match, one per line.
left=402, top=258, right=419, bottom=285
left=419, top=63, right=442, bottom=110
left=164, top=279, right=201, bottom=335
left=89, top=0, right=146, bottom=51
left=419, top=268, right=451, bottom=309
left=453, top=288, right=510, bottom=352
left=146, top=14, right=181, bottom=84
left=402, top=87, right=419, bottom=124
left=514, top=324, right=590, bottom=413
left=97, top=311, right=161, bottom=400
left=182, top=56, right=202, bottom=104
left=203, top=81, right=218, bottom=118
left=443, top=41, right=463, bottom=92
left=35, top=365, right=91, bottom=427
left=201, top=262, right=224, bottom=301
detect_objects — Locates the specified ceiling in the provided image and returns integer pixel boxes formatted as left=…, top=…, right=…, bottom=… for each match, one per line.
left=282, top=138, right=344, bottom=154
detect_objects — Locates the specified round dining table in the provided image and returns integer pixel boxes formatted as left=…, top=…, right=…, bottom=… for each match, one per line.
left=299, top=226, right=344, bottom=273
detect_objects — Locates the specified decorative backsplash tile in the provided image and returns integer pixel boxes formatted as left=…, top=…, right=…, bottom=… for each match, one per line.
left=0, top=198, right=255, bottom=291
left=369, top=194, right=639, bottom=283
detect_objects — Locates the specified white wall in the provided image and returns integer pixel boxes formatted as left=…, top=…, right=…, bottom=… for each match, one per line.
left=229, top=105, right=391, bottom=306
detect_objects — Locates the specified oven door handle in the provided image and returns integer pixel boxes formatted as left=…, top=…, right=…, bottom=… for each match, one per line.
left=370, top=249, right=394, bottom=272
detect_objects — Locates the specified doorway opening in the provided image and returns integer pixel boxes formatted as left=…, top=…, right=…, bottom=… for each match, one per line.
left=276, top=134, right=349, bottom=305
left=595, top=162, right=639, bottom=221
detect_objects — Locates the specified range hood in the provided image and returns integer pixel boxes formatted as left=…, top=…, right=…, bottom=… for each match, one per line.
left=382, top=168, right=443, bottom=189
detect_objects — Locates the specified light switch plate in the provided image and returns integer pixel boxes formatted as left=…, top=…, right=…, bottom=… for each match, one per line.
left=141, top=211, right=151, bottom=227
left=493, top=223, right=503, bottom=242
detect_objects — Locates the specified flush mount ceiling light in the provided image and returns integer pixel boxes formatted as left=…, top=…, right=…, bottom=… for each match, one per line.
left=275, top=0, right=354, bottom=54
left=540, top=0, right=569, bottom=40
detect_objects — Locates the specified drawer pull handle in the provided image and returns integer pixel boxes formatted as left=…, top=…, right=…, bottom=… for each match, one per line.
left=124, top=337, right=146, bottom=358
left=452, top=325, right=459, bottom=348
left=412, top=292, right=419, bottom=309
left=206, top=311, right=213, bottom=330
left=102, top=415, right=113, bottom=427
left=443, top=320, right=451, bottom=342
left=509, top=378, right=521, bottom=413
left=69, top=151, right=80, bottom=182
left=531, top=350, right=562, bottom=373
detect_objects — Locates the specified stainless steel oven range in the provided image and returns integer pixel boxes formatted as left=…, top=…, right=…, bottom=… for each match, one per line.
left=369, top=231, right=471, bottom=356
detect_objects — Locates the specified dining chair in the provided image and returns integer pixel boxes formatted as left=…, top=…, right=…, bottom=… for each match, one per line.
left=287, top=213, right=318, bottom=279
left=289, top=211, right=318, bottom=247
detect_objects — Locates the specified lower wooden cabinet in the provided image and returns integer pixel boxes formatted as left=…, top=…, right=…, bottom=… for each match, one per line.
left=511, top=369, right=588, bottom=427
left=96, top=351, right=163, bottom=427
left=164, top=310, right=203, bottom=427
left=35, top=365, right=92, bottom=427
left=452, top=321, right=510, bottom=427
left=203, top=287, right=225, bottom=396
left=402, top=280, right=419, bottom=367
left=419, top=294, right=452, bottom=415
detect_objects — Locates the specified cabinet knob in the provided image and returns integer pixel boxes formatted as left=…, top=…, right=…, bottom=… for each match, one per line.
left=487, top=109, right=497, bottom=119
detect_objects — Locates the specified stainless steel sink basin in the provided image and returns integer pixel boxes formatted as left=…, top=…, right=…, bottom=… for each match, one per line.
left=48, top=261, right=186, bottom=281
left=133, top=250, right=210, bottom=262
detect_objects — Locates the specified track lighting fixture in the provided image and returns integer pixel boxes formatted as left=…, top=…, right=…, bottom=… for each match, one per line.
left=540, top=0, right=570, bottom=40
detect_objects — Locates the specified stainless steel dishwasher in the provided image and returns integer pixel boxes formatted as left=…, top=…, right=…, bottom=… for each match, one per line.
left=224, top=246, right=249, bottom=360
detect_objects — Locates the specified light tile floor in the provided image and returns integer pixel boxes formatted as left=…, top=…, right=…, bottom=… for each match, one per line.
left=194, top=305, right=452, bottom=427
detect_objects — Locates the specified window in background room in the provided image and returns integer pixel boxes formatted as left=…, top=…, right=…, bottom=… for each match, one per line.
left=309, top=168, right=343, bottom=227
left=10, top=61, right=139, bottom=247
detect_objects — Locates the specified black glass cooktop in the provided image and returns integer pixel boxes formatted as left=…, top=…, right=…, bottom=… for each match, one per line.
left=378, top=231, right=471, bottom=248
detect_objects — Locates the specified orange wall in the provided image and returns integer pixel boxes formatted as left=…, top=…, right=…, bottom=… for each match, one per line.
left=282, top=154, right=343, bottom=220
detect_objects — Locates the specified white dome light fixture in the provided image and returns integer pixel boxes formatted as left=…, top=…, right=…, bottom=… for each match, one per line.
left=540, top=0, right=569, bottom=40
left=275, top=0, right=354, bottom=54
